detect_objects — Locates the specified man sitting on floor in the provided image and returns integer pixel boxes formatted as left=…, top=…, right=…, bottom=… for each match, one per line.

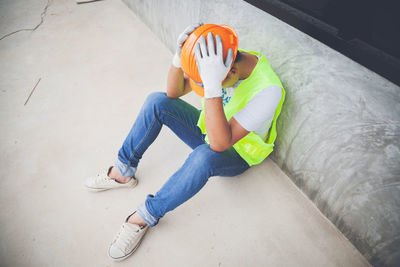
left=85, top=23, right=285, bottom=261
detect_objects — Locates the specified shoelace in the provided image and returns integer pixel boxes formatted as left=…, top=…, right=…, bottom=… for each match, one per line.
left=95, top=173, right=114, bottom=184
left=114, top=224, right=140, bottom=253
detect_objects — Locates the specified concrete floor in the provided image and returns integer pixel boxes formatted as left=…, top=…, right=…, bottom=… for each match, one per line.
left=0, top=0, right=371, bottom=266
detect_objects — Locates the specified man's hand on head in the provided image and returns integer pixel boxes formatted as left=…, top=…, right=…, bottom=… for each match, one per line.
left=172, top=23, right=203, bottom=68
left=194, top=32, right=233, bottom=99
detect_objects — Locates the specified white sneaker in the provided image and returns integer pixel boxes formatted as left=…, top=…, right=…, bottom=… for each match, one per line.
left=85, top=167, right=138, bottom=192
left=108, top=213, right=149, bottom=261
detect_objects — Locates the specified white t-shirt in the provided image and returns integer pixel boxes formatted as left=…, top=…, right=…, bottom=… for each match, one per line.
left=222, top=82, right=282, bottom=141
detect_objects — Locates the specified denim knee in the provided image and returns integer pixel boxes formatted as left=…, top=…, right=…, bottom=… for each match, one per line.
left=143, top=92, right=169, bottom=111
left=186, top=144, right=219, bottom=175
left=187, top=144, right=249, bottom=177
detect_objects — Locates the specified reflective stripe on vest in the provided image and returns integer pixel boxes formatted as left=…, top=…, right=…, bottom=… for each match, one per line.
left=197, top=49, right=285, bottom=166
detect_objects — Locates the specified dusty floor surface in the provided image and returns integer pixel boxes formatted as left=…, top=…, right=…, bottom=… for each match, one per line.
left=0, top=0, right=371, bottom=266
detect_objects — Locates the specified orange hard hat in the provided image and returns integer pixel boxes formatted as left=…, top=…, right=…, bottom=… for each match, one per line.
left=180, top=24, right=239, bottom=97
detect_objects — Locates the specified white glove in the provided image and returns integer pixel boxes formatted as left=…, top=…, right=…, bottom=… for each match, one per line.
left=172, top=22, right=203, bottom=68
left=195, top=32, right=233, bottom=99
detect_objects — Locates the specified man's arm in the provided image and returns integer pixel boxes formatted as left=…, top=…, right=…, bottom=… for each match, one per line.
left=207, top=86, right=282, bottom=152
left=195, top=33, right=249, bottom=152
left=166, top=65, right=192, bottom=98
left=166, top=23, right=202, bottom=99
left=204, top=98, right=249, bottom=152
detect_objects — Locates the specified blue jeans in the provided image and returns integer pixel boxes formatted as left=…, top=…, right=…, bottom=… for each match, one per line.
left=115, top=92, right=250, bottom=226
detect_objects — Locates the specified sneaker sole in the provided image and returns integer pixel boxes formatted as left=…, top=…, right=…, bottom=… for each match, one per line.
left=85, top=178, right=138, bottom=192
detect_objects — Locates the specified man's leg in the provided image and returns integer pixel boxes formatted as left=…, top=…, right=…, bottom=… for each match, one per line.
left=136, top=144, right=250, bottom=226
left=85, top=92, right=205, bottom=191
left=108, top=105, right=250, bottom=260
left=109, top=144, right=249, bottom=259
left=114, top=92, right=205, bottom=179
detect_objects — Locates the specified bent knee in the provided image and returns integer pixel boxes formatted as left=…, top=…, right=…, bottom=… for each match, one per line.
left=145, top=92, right=167, bottom=104
left=188, top=144, right=218, bottom=167
left=143, top=92, right=171, bottom=110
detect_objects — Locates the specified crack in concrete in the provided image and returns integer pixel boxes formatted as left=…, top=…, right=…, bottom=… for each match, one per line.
left=24, top=78, right=41, bottom=106
left=0, top=0, right=51, bottom=41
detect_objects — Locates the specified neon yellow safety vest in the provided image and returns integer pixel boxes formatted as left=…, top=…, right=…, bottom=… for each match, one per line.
left=197, top=49, right=285, bottom=166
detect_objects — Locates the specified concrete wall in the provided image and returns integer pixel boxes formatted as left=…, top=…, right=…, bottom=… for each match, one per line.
left=122, top=0, right=400, bottom=266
